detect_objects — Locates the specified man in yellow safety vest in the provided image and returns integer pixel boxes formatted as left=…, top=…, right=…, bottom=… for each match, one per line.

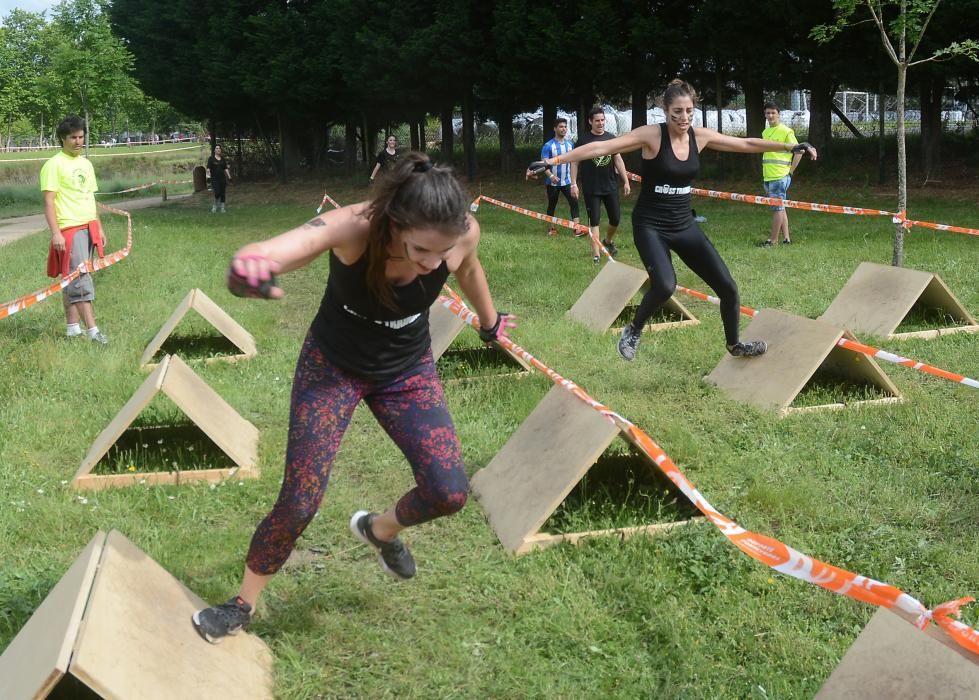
left=760, top=103, right=803, bottom=247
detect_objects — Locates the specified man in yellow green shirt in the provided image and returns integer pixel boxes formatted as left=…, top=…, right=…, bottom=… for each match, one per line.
left=761, top=103, right=803, bottom=247
left=40, top=115, right=108, bottom=344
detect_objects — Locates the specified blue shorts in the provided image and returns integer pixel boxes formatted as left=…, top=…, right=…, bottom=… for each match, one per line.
left=763, top=175, right=791, bottom=211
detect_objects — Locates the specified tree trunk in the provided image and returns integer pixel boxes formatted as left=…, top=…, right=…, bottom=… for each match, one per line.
left=344, top=117, right=358, bottom=176
left=83, top=107, right=90, bottom=157
left=743, top=79, right=765, bottom=178
left=417, top=117, right=426, bottom=153
left=440, top=106, right=454, bottom=165
left=807, top=77, right=834, bottom=149
left=631, top=85, right=647, bottom=130
left=715, top=68, right=725, bottom=178
left=209, top=118, right=216, bottom=154
left=878, top=82, right=887, bottom=185
left=463, top=90, right=476, bottom=180
left=410, top=120, right=420, bottom=151
left=366, top=121, right=378, bottom=163
left=920, top=76, right=943, bottom=182
left=359, top=117, right=368, bottom=165
left=498, top=111, right=515, bottom=173
left=542, top=100, right=557, bottom=148
left=893, top=63, right=907, bottom=267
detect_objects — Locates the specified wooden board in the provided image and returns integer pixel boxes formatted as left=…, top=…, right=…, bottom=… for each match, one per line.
left=429, top=301, right=468, bottom=361
left=72, top=355, right=259, bottom=490
left=566, top=261, right=649, bottom=332
left=820, top=262, right=978, bottom=339
left=471, top=385, right=623, bottom=553
left=816, top=608, right=979, bottom=699
left=0, top=532, right=104, bottom=700
left=68, top=530, right=273, bottom=699
left=141, top=288, right=257, bottom=368
left=705, top=309, right=901, bottom=416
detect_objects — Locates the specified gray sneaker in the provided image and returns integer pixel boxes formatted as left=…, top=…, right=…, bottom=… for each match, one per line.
left=192, top=596, right=252, bottom=644
left=89, top=331, right=108, bottom=346
left=349, top=511, right=416, bottom=579
left=618, top=323, right=641, bottom=361
left=728, top=340, right=768, bottom=357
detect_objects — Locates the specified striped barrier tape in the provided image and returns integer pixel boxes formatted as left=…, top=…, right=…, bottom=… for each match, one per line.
left=672, top=284, right=979, bottom=391
left=96, top=179, right=193, bottom=196
left=626, top=172, right=979, bottom=237
left=0, top=203, right=133, bottom=321
left=480, top=190, right=979, bottom=391
left=316, top=192, right=342, bottom=214
left=470, top=195, right=614, bottom=260
left=435, top=289, right=979, bottom=656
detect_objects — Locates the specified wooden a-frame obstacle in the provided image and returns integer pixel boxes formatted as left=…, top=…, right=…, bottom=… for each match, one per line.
left=819, top=261, right=979, bottom=340
left=470, top=384, right=696, bottom=554
left=72, top=354, right=259, bottom=490
left=429, top=301, right=532, bottom=377
left=565, top=261, right=698, bottom=333
left=0, top=530, right=273, bottom=699
left=815, top=608, right=979, bottom=699
left=141, top=288, right=257, bottom=368
left=705, top=309, right=902, bottom=417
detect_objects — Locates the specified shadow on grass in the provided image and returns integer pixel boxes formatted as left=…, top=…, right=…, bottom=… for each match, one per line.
left=94, top=422, right=231, bottom=475
left=438, top=346, right=529, bottom=382
left=154, top=332, right=243, bottom=363
left=543, top=448, right=700, bottom=535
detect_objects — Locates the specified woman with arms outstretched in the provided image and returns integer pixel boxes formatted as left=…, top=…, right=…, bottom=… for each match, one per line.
left=530, top=80, right=816, bottom=361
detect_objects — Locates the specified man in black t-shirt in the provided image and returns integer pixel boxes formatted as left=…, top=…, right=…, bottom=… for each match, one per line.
left=572, top=107, right=630, bottom=260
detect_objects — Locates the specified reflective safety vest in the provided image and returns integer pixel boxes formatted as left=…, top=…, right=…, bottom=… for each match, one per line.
left=761, top=123, right=797, bottom=181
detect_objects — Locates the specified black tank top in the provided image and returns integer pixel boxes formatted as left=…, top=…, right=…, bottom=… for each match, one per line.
left=310, top=250, right=449, bottom=380
left=636, top=123, right=700, bottom=231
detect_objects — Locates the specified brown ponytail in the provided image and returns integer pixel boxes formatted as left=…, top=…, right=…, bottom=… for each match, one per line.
left=365, top=152, right=469, bottom=310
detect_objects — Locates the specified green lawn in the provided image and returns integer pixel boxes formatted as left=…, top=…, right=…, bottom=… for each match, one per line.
left=1, top=176, right=977, bottom=698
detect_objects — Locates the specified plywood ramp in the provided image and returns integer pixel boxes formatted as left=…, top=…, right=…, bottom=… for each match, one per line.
left=816, top=608, right=979, bottom=699
left=0, top=530, right=273, bottom=699
left=141, top=288, right=257, bottom=368
left=820, top=261, right=979, bottom=340
left=567, top=261, right=698, bottom=333
left=471, top=384, right=695, bottom=554
left=72, top=354, right=259, bottom=490
left=705, top=309, right=901, bottom=416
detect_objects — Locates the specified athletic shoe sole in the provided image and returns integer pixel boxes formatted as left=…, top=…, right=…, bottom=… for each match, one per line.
left=191, top=610, right=243, bottom=645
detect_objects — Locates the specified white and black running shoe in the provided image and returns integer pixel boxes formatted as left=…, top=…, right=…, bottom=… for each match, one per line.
left=350, top=511, right=416, bottom=580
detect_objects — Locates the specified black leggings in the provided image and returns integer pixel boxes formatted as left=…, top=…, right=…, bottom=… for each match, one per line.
left=212, top=178, right=227, bottom=203
left=546, top=184, right=580, bottom=220
left=584, top=191, right=620, bottom=227
left=631, top=208, right=740, bottom=346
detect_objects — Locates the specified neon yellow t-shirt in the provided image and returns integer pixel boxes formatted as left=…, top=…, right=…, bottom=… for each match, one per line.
left=39, top=151, right=99, bottom=228
left=761, top=123, right=798, bottom=182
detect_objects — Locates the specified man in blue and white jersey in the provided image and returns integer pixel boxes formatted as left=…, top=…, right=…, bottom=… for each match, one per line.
left=540, top=118, right=580, bottom=236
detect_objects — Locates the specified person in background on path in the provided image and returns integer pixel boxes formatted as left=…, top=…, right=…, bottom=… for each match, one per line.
left=206, top=144, right=232, bottom=213
left=760, top=103, right=803, bottom=247
left=540, top=118, right=580, bottom=236
left=192, top=152, right=514, bottom=644
left=370, top=134, right=400, bottom=184
left=574, top=106, right=631, bottom=262
left=529, top=80, right=816, bottom=362
left=41, top=115, right=108, bottom=345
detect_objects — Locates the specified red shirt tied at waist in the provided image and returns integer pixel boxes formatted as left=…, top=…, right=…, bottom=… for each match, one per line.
left=46, top=219, right=105, bottom=278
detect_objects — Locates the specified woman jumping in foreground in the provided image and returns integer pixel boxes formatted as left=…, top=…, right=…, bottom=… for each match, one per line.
left=193, top=152, right=514, bottom=643
left=530, top=79, right=816, bottom=361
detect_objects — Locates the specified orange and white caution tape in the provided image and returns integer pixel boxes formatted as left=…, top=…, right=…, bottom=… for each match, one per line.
left=0, top=144, right=200, bottom=163
left=316, top=192, right=342, bottom=214
left=436, top=289, right=979, bottom=655
left=95, top=179, right=193, bottom=196
left=672, top=284, right=979, bottom=390
left=470, top=195, right=614, bottom=260
left=626, top=172, right=979, bottom=237
left=0, top=203, right=133, bottom=321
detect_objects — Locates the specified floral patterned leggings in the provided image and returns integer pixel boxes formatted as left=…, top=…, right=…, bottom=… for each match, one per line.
left=246, top=335, right=468, bottom=575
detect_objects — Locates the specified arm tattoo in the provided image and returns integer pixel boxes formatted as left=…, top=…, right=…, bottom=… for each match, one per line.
left=303, top=217, right=326, bottom=229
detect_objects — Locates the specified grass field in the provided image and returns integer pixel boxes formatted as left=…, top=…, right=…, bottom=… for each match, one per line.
left=1, top=174, right=977, bottom=698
